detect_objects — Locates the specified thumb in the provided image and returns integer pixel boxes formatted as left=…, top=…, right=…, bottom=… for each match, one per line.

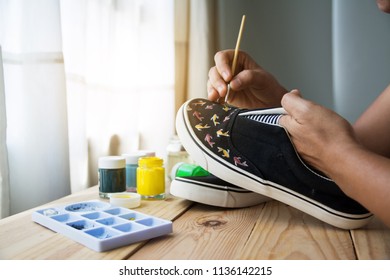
left=281, top=89, right=303, bottom=115
left=278, top=89, right=302, bottom=129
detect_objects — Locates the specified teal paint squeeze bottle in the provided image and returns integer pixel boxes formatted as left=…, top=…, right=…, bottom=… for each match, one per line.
left=122, top=152, right=147, bottom=192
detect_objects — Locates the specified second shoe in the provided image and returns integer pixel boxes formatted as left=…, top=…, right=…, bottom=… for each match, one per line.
left=170, top=163, right=270, bottom=208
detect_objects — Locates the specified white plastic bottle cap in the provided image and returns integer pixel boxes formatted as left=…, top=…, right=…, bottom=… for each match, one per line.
left=109, top=193, right=141, bottom=209
left=98, top=156, right=126, bottom=169
left=121, top=152, right=148, bottom=164
left=137, top=150, right=156, bottom=157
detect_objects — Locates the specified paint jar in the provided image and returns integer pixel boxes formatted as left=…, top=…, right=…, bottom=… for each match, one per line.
left=137, top=157, right=165, bottom=200
left=170, top=162, right=210, bottom=179
left=166, top=135, right=193, bottom=180
left=122, top=152, right=147, bottom=192
left=98, top=156, right=126, bottom=199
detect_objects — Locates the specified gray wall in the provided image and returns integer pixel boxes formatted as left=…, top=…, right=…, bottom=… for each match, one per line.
left=333, top=0, right=390, bottom=121
left=216, top=0, right=390, bottom=122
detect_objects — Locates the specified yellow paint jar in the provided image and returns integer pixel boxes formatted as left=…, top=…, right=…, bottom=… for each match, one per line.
left=137, top=157, right=165, bottom=200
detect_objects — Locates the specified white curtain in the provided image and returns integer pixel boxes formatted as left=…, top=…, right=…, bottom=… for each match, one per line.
left=0, top=46, right=10, bottom=219
left=174, top=0, right=217, bottom=114
left=0, top=0, right=70, bottom=216
left=61, top=0, right=175, bottom=194
left=0, top=0, right=174, bottom=217
left=186, top=0, right=216, bottom=101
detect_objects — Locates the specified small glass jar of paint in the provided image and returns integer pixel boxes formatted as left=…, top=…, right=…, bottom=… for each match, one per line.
left=98, top=156, right=126, bottom=199
left=166, top=135, right=193, bottom=180
left=122, top=152, right=147, bottom=192
left=137, top=156, right=165, bottom=200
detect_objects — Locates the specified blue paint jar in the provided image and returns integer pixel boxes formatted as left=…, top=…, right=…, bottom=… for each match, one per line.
left=98, top=156, right=126, bottom=199
left=122, top=152, right=147, bottom=192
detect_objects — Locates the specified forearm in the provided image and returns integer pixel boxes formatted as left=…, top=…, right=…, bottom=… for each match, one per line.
left=354, top=84, right=390, bottom=157
left=323, top=144, right=390, bottom=227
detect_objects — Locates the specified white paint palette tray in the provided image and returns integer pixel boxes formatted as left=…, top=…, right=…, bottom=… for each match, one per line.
left=32, top=200, right=173, bottom=252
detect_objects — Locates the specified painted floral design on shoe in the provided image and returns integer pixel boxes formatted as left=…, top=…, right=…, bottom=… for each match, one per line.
left=185, top=100, right=248, bottom=170
left=184, top=99, right=286, bottom=177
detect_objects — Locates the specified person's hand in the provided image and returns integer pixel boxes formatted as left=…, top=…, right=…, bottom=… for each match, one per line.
left=207, top=50, right=287, bottom=109
left=279, top=89, right=360, bottom=175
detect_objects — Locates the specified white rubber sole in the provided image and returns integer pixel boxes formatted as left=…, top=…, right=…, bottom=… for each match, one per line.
left=176, top=100, right=372, bottom=229
left=170, top=177, right=270, bottom=208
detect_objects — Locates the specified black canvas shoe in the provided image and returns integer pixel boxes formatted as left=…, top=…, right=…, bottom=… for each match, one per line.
left=176, top=98, right=373, bottom=229
left=170, top=163, right=270, bottom=208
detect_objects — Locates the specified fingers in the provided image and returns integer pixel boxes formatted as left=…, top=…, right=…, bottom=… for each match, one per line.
left=214, top=50, right=234, bottom=81
left=279, top=89, right=304, bottom=128
left=229, top=68, right=264, bottom=92
left=279, top=89, right=320, bottom=130
left=281, top=89, right=315, bottom=119
left=207, top=50, right=234, bottom=99
left=207, top=50, right=265, bottom=102
left=281, top=89, right=302, bottom=113
left=208, top=66, right=228, bottom=99
left=207, top=79, right=223, bottom=101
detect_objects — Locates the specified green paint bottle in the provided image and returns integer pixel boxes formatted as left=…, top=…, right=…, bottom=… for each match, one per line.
left=170, top=162, right=210, bottom=179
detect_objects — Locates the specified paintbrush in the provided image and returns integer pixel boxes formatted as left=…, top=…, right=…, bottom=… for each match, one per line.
left=225, top=15, right=246, bottom=103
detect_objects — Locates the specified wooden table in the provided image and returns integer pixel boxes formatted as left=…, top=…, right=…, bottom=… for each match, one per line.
left=0, top=185, right=389, bottom=260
